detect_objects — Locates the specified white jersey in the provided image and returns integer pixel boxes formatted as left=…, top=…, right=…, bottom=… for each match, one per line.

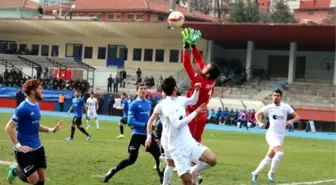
left=86, top=98, right=98, bottom=113
left=161, top=96, right=198, bottom=153
left=260, top=102, right=294, bottom=137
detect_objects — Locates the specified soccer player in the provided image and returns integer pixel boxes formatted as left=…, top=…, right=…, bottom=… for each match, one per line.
left=182, top=27, right=222, bottom=143
left=6, top=79, right=63, bottom=185
left=116, top=92, right=129, bottom=139
left=146, top=81, right=201, bottom=185
left=251, top=89, right=300, bottom=183
left=103, top=83, right=163, bottom=184
left=159, top=76, right=217, bottom=185
left=86, top=92, right=100, bottom=130
left=65, top=89, right=92, bottom=141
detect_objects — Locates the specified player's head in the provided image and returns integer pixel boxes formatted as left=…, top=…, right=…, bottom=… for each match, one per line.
left=75, top=89, right=81, bottom=98
left=201, top=63, right=221, bottom=80
left=272, top=89, right=282, bottom=105
left=136, top=82, right=147, bottom=99
left=121, top=92, right=127, bottom=99
left=90, top=92, right=94, bottom=98
left=161, top=76, right=178, bottom=96
left=23, top=79, right=43, bottom=101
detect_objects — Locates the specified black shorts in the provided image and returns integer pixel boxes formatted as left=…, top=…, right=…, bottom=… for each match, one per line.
left=154, top=123, right=163, bottom=140
left=120, top=117, right=127, bottom=124
left=72, top=116, right=82, bottom=126
left=14, top=146, right=47, bottom=177
left=128, top=134, right=159, bottom=153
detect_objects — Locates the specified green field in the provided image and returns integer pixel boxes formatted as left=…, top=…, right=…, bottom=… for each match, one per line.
left=0, top=113, right=335, bottom=185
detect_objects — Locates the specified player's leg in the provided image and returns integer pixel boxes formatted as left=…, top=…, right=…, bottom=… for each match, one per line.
left=145, top=136, right=164, bottom=183
left=117, top=117, right=126, bottom=139
left=104, top=135, right=141, bottom=182
left=251, top=148, right=275, bottom=183
left=65, top=117, right=77, bottom=140
left=34, top=146, right=47, bottom=185
left=75, top=117, right=91, bottom=141
left=94, top=112, right=100, bottom=129
left=190, top=145, right=217, bottom=185
left=194, top=113, right=207, bottom=143
left=268, top=145, right=284, bottom=182
left=172, top=153, right=193, bottom=185
left=162, top=157, right=175, bottom=185
left=86, top=114, right=91, bottom=129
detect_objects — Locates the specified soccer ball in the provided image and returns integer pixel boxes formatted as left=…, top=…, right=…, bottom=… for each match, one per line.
left=168, top=11, right=185, bottom=28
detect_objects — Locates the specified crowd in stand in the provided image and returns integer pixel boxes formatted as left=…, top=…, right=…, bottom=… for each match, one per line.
left=107, top=69, right=127, bottom=94
left=207, top=107, right=257, bottom=128
left=0, top=68, right=91, bottom=94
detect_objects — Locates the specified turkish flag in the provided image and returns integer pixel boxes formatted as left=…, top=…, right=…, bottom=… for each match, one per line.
left=52, top=69, right=72, bottom=80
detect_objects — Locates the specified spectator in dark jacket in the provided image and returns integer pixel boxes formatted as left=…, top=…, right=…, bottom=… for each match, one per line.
left=15, top=87, right=25, bottom=107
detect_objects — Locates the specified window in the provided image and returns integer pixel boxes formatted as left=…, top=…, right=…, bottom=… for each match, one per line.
left=169, top=49, right=179, bottom=63
left=158, top=16, right=165, bottom=22
left=128, top=14, right=143, bottom=21
left=51, top=45, right=59, bottom=56
left=144, top=49, right=153, bottom=62
left=41, top=45, right=49, bottom=56
left=328, top=9, right=335, bottom=15
left=97, top=47, right=106, bottom=59
left=89, top=14, right=101, bottom=19
left=19, top=44, right=27, bottom=51
left=124, top=48, right=128, bottom=60
left=133, top=48, right=142, bottom=61
left=135, top=14, right=143, bottom=20
left=108, top=14, right=121, bottom=20
left=84, top=46, right=93, bottom=59
left=155, top=49, right=164, bottom=62
left=31, top=44, right=39, bottom=56
left=308, top=10, right=314, bottom=15
left=9, top=43, right=17, bottom=51
left=127, top=14, right=135, bottom=21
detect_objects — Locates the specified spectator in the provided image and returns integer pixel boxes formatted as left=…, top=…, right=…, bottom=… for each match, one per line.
left=15, top=87, right=25, bottom=107
left=249, top=109, right=256, bottom=127
left=58, top=93, right=65, bottom=112
left=228, top=108, right=235, bottom=126
left=157, top=76, right=163, bottom=92
left=207, top=109, right=216, bottom=123
left=238, top=109, right=249, bottom=130
left=136, top=76, right=142, bottom=85
left=219, top=107, right=229, bottom=125
left=119, top=69, right=127, bottom=88
left=216, top=107, right=223, bottom=123
left=113, top=76, right=119, bottom=93
left=136, top=68, right=142, bottom=78
left=108, top=94, right=115, bottom=115
left=98, top=94, right=104, bottom=115
left=107, top=74, right=113, bottom=93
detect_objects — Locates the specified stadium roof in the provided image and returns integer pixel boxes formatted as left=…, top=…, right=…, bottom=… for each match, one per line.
left=42, top=0, right=218, bottom=22
left=0, top=0, right=39, bottom=9
left=184, top=22, right=336, bottom=50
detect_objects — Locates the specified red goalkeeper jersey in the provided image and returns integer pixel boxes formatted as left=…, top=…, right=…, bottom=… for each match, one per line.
left=183, top=48, right=216, bottom=112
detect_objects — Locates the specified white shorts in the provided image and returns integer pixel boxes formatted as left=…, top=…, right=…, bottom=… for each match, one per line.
left=161, top=136, right=171, bottom=159
left=87, top=111, right=97, bottom=119
left=266, top=134, right=284, bottom=148
left=171, top=143, right=208, bottom=177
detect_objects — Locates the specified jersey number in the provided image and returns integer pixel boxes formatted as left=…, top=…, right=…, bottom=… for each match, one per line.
left=207, top=89, right=213, bottom=104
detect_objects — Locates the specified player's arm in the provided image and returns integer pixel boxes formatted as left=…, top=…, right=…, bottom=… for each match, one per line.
left=255, top=106, right=268, bottom=128
left=146, top=113, right=159, bottom=136
left=192, top=47, right=205, bottom=70
left=182, top=50, right=197, bottom=82
left=39, top=121, right=63, bottom=134
left=5, top=121, right=20, bottom=148
left=168, top=103, right=206, bottom=130
left=67, top=105, right=73, bottom=113
left=287, top=105, right=300, bottom=125
left=184, top=83, right=201, bottom=106
left=127, top=103, right=146, bottom=127
left=95, top=100, right=99, bottom=110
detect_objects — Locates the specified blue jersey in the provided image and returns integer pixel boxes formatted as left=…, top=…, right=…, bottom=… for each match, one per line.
left=121, top=99, right=129, bottom=117
left=72, top=97, right=85, bottom=117
left=11, top=100, right=42, bottom=150
left=127, top=98, right=151, bottom=135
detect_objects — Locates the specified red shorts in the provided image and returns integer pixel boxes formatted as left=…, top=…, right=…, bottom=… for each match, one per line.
left=187, top=111, right=207, bottom=143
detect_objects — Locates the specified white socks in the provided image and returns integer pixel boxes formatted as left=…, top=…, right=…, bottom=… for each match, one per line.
left=270, top=152, right=284, bottom=173
left=162, top=166, right=174, bottom=185
left=190, top=162, right=212, bottom=175
left=253, top=155, right=272, bottom=175
left=96, top=119, right=100, bottom=129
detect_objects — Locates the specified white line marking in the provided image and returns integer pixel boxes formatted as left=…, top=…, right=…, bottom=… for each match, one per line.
left=274, top=179, right=336, bottom=185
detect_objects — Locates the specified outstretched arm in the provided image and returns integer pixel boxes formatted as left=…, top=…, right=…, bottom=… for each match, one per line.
left=169, top=110, right=198, bottom=130
left=183, top=50, right=196, bottom=82
left=192, top=47, right=205, bottom=70
left=184, top=88, right=200, bottom=107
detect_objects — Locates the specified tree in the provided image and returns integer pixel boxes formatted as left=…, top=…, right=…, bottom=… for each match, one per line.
left=190, top=0, right=213, bottom=14
left=226, top=1, right=261, bottom=23
left=271, top=0, right=297, bottom=23
left=321, top=8, right=336, bottom=24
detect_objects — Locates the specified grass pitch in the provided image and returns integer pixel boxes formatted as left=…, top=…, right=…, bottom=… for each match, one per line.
left=0, top=113, right=335, bottom=185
